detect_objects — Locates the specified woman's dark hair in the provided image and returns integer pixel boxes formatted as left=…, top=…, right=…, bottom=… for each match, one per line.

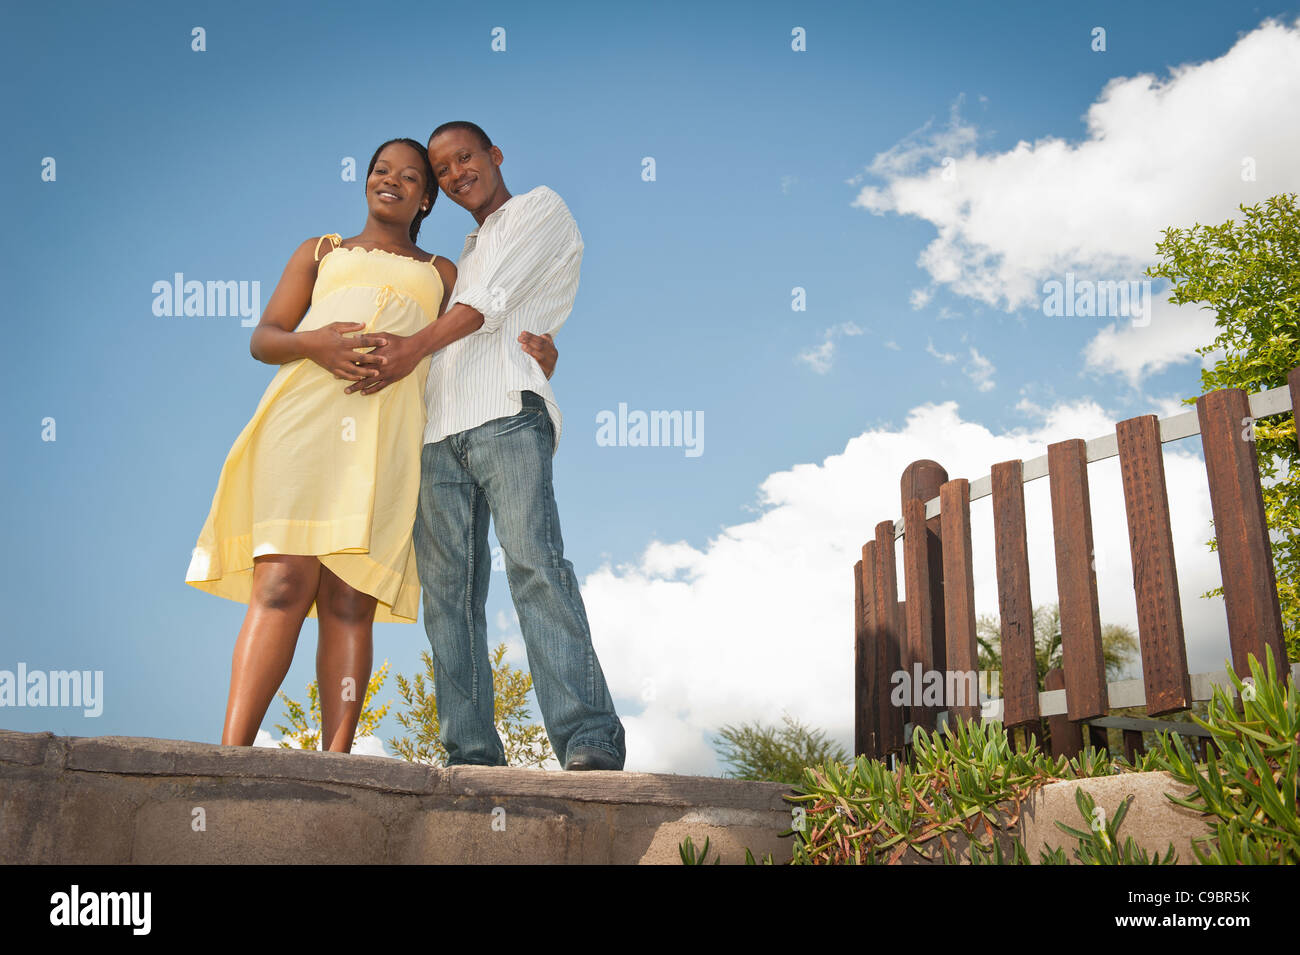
left=366, top=138, right=437, bottom=242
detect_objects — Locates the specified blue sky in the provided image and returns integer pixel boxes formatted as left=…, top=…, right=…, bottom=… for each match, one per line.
left=3, top=1, right=1298, bottom=772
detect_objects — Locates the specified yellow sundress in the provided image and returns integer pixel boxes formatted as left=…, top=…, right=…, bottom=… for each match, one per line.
left=185, top=234, right=443, bottom=624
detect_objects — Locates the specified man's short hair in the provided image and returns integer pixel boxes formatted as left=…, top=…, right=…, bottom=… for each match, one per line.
left=429, top=121, right=493, bottom=154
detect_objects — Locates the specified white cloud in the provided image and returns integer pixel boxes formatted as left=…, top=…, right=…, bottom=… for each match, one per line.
left=852, top=18, right=1300, bottom=382
left=797, top=338, right=836, bottom=374
left=910, top=287, right=934, bottom=310
left=252, top=726, right=391, bottom=757
left=797, top=322, right=865, bottom=373
left=1082, top=292, right=1220, bottom=386
left=927, top=337, right=958, bottom=363
left=584, top=398, right=1229, bottom=775
left=864, top=95, right=978, bottom=182
left=964, top=346, right=996, bottom=391
left=352, top=735, right=390, bottom=758
left=252, top=729, right=283, bottom=749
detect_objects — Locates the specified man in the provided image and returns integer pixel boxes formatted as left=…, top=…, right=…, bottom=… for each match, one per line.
left=352, top=120, right=625, bottom=770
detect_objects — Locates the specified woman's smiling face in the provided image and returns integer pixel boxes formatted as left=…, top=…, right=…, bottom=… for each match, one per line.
left=366, top=141, right=429, bottom=232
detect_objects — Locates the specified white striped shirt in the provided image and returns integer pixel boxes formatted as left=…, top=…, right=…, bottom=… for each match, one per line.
left=422, top=185, right=583, bottom=453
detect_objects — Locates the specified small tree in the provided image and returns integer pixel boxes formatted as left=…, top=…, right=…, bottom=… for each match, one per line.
left=275, top=645, right=553, bottom=766
left=975, top=603, right=1139, bottom=688
left=712, top=713, right=849, bottom=785
left=275, top=659, right=392, bottom=751
left=388, top=643, right=553, bottom=768
left=977, top=604, right=1151, bottom=752
left=1145, top=193, right=1300, bottom=660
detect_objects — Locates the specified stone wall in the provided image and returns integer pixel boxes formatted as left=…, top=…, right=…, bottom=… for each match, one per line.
left=0, top=729, right=1214, bottom=864
left=0, top=729, right=794, bottom=864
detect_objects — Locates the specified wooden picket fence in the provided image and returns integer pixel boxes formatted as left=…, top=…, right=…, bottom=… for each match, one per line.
left=854, top=365, right=1300, bottom=762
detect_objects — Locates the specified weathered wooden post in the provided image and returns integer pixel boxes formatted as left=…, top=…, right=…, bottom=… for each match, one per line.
left=1091, top=724, right=1110, bottom=752
left=1044, top=668, right=1082, bottom=758
left=874, top=521, right=905, bottom=756
left=1123, top=729, right=1145, bottom=762
left=1116, top=415, right=1192, bottom=715
left=1290, top=366, right=1300, bottom=450
left=991, top=459, right=1039, bottom=747
left=1047, top=439, right=1109, bottom=725
left=854, top=543, right=878, bottom=758
left=940, top=478, right=981, bottom=730
left=1197, top=388, right=1287, bottom=677
left=901, top=460, right=948, bottom=735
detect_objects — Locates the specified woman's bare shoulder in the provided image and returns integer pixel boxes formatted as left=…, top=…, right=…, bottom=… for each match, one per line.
left=291, top=233, right=348, bottom=267
left=430, top=253, right=457, bottom=283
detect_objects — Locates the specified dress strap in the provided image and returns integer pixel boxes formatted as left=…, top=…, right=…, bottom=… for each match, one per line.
left=314, top=233, right=343, bottom=262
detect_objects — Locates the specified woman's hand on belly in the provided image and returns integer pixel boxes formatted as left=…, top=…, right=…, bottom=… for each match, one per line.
left=345, top=329, right=423, bottom=395
left=302, top=322, right=388, bottom=383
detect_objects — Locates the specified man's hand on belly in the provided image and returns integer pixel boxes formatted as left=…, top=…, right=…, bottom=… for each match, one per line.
left=345, top=330, right=422, bottom=395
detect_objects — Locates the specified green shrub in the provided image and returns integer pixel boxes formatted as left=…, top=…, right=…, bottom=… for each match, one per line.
left=1147, top=645, right=1300, bottom=864
left=681, top=648, right=1298, bottom=864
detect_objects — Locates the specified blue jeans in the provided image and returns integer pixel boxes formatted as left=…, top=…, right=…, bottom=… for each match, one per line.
left=412, top=390, right=626, bottom=767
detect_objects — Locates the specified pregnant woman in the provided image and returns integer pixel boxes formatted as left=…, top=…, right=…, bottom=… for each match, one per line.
left=185, top=138, right=556, bottom=752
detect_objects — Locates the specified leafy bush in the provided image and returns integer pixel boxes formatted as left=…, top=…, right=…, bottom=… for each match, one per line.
left=1147, top=645, right=1300, bottom=864
left=712, top=713, right=849, bottom=785
left=681, top=649, right=1298, bottom=864
left=1147, top=193, right=1300, bottom=660
left=784, top=717, right=1127, bottom=865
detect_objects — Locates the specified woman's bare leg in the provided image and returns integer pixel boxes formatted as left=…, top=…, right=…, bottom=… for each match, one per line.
left=315, top=563, right=378, bottom=753
left=221, top=555, right=321, bottom=746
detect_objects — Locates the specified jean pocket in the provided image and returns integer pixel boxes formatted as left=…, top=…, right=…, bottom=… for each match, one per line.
left=493, top=405, right=545, bottom=438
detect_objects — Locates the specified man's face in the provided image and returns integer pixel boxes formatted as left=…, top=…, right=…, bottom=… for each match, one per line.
left=428, top=129, right=499, bottom=210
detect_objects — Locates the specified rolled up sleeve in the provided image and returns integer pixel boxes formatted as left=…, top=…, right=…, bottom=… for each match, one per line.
left=452, top=187, right=583, bottom=334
